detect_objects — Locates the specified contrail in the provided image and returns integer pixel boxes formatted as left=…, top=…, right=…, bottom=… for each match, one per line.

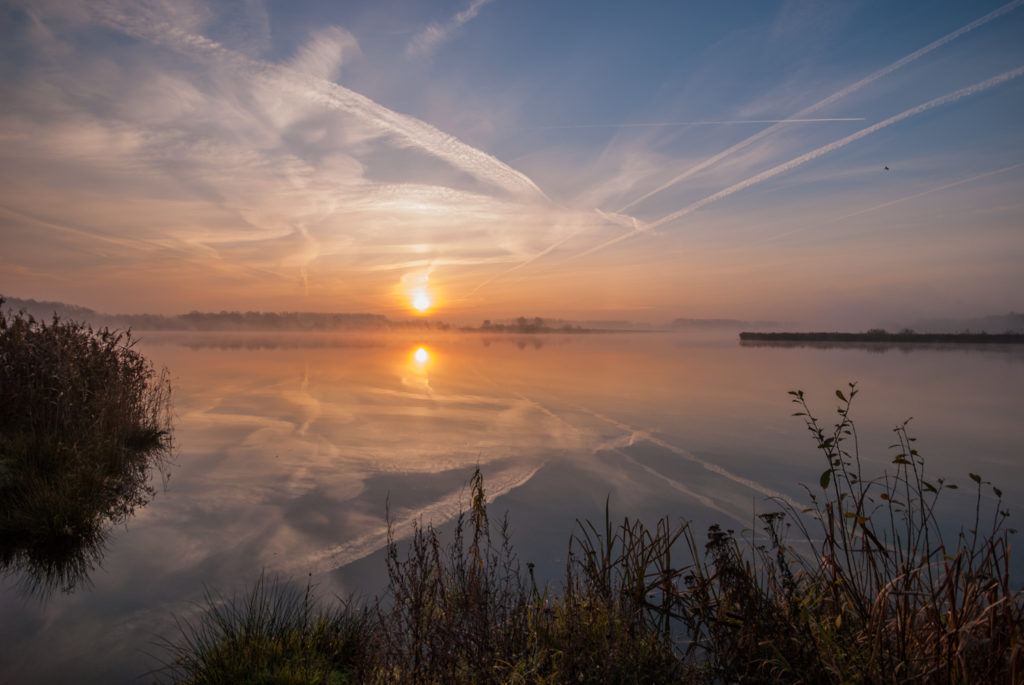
left=574, top=65, right=1024, bottom=259
left=617, top=0, right=1024, bottom=213
left=752, top=162, right=1024, bottom=246
left=83, top=2, right=547, bottom=202
left=536, top=118, right=865, bottom=129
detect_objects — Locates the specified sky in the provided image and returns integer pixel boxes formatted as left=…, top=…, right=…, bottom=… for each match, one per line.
left=1, top=0, right=1022, bottom=326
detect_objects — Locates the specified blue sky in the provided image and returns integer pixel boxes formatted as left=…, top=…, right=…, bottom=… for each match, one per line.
left=1, top=0, right=1022, bottom=325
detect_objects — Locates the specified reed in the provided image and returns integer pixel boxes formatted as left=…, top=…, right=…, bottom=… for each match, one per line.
left=0, top=299, right=172, bottom=596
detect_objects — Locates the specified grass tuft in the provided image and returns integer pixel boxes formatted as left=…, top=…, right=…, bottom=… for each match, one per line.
left=160, top=573, right=372, bottom=685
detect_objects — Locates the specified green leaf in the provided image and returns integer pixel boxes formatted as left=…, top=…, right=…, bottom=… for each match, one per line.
left=820, top=469, right=831, bottom=489
left=835, top=390, right=846, bottom=401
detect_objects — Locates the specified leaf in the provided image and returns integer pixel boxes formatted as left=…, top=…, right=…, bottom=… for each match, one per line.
left=835, top=389, right=846, bottom=402
left=993, top=486, right=1003, bottom=498
left=969, top=473, right=981, bottom=484
left=820, top=469, right=831, bottom=489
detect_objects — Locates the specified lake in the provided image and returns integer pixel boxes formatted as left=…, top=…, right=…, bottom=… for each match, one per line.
left=2, top=330, right=1022, bottom=683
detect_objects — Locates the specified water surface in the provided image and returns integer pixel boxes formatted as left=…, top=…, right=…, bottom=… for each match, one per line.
left=2, top=331, right=1022, bottom=683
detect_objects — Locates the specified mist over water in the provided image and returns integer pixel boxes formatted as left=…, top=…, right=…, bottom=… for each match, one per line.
left=2, top=330, right=1022, bottom=683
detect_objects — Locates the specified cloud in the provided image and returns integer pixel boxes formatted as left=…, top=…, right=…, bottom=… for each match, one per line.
left=285, top=26, right=360, bottom=82
left=535, top=118, right=865, bottom=129
left=81, top=1, right=545, bottom=201
left=0, top=0, right=577, bottom=311
left=617, top=0, right=1024, bottom=213
left=406, top=0, right=495, bottom=58
left=572, top=65, right=1024, bottom=260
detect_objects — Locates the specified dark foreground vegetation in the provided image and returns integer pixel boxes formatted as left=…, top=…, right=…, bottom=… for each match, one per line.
left=740, top=329, right=1024, bottom=344
left=164, top=386, right=1022, bottom=684
left=0, top=299, right=172, bottom=596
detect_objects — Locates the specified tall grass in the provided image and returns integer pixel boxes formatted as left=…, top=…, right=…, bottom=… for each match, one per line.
left=0, top=299, right=173, bottom=596
left=165, top=387, right=1022, bottom=683
left=161, top=573, right=373, bottom=685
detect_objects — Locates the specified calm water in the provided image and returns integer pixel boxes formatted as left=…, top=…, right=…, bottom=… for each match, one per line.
left=2, top=331, right=1023, bottom=683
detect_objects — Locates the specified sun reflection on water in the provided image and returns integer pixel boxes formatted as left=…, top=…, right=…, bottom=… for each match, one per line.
left=413, top=346, right=430, bottom=365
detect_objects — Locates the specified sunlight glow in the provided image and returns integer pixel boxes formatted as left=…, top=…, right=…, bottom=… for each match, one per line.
left=412, top=291, right=432, bottom=312
left=413, top=347, right=430, bottom=364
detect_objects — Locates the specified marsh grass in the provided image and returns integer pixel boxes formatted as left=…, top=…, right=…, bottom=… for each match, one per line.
left=166, top=387, right=1022, bottom=683
left=161, top=573, right=373, bottom=685
left=0, top=299, right=173, bottom=596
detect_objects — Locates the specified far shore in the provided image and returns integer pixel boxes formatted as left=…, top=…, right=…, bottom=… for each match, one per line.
left=739, top=331, right=1024, bottom=344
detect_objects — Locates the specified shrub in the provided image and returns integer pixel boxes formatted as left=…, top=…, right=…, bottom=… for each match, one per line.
left=0, top=298, right=173, bottom=596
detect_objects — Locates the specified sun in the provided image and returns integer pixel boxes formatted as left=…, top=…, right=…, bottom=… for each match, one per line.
left=412, top=291, right=432, bottom=313
left=413, top=347, right=430, bottom=364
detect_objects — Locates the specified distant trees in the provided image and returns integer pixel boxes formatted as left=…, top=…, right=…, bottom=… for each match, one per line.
left=475, top=317, right=583, bottom=334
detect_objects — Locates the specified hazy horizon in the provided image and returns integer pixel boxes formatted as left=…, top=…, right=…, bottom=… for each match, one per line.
left=2, top=1, right=1023, bottom=328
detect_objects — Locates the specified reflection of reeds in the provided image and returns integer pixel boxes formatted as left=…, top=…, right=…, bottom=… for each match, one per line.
left=0, top=300, right=173, bottom=597
left=165, top=390, right=1022, bottom=683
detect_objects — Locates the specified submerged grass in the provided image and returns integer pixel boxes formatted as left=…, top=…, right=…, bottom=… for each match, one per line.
left=0, top=299, right=173, bottom=596
left=165, top=386, right=1022, bottom=683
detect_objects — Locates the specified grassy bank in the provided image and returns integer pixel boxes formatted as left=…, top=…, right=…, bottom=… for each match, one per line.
left=164, top=385, right=1022, bottom=684
left=0, top=299, right=173, bottom=596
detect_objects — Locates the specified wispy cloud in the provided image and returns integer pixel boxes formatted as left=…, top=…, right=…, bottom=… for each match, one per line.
left=86, top=2, right=544, bottom=202
left=535, top=118, right=865, bottom=130
left=616, top=0, right=1024, bottom=214
left=752, top=162, right=1024, bottom=246
left=285, top=26, right=360, bottom=82
left=647, top=67, right=1024, bottom=230
left=570, top=65, right=1024, bottom=261
left=1, top=0, right=573, bottom=311
left=406, top=0, right=495, bottom=58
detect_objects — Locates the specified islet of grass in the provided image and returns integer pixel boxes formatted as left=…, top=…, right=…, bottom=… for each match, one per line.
left=164, top=385, right=1022, bottom=684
